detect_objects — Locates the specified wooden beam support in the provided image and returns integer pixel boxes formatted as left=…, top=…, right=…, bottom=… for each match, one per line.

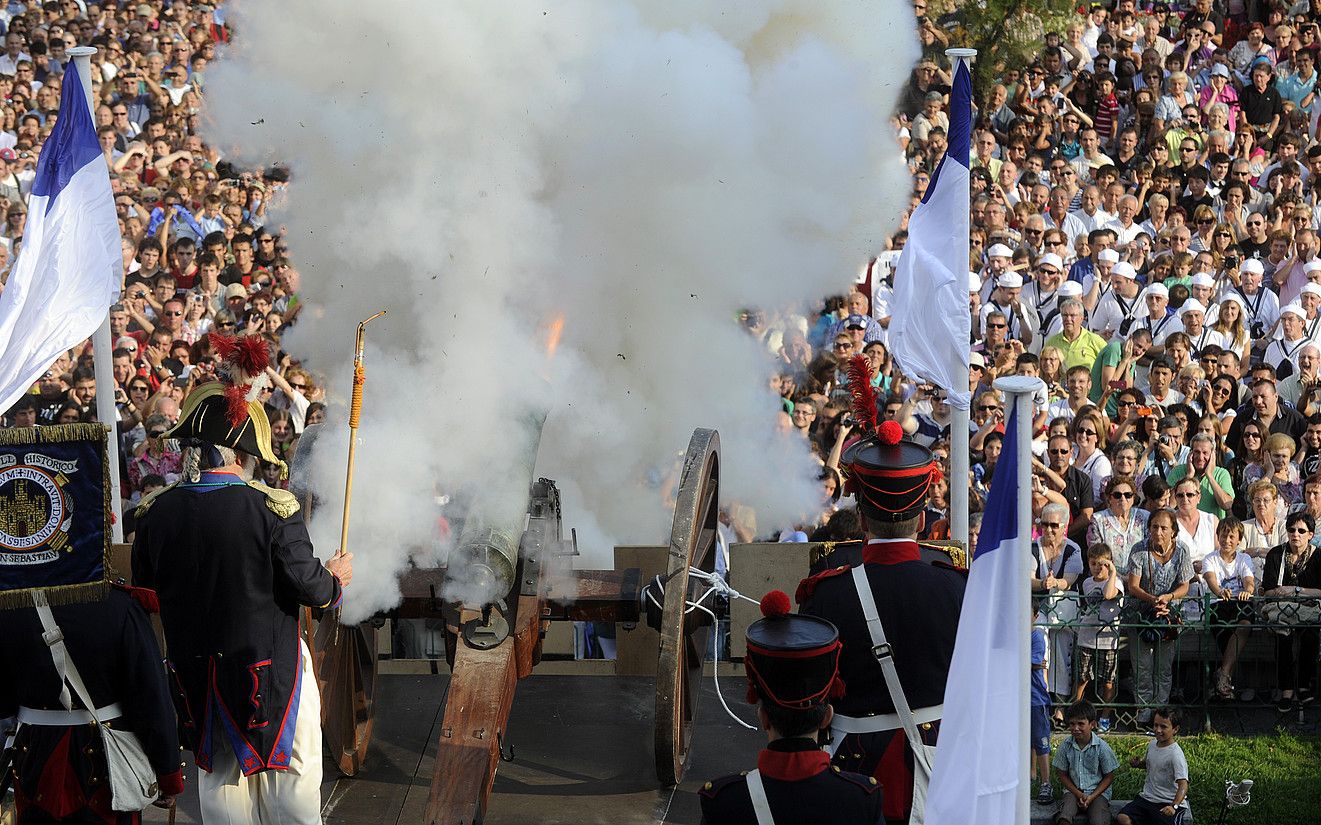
left=423, top=609, right=519, bottom=825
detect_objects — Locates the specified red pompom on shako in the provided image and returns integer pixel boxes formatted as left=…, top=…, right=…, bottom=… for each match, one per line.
left=744, top=591, right=843, bottom=711
left=760, top=589, right=791, bottom=619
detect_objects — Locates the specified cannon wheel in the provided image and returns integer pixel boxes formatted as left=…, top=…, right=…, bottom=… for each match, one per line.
left=654, top=428, right=721, bottom=786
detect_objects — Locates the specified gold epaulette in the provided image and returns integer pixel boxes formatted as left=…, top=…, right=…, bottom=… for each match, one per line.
left=920, top=540, right=968, bottom=570
left=245, top=480, right=300, bottom=519
left=134, top=482, right=178, bottom=517
left=809, top=539, right=863, bottom=566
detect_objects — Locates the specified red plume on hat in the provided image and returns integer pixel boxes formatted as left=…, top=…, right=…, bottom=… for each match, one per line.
left=846, top=354, right=879, bottom=435
left=209, top=333, right=271, bottom=427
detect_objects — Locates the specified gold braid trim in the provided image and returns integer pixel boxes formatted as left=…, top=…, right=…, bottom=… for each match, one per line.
left=0, top=422, right=109, bottom=445
left=809, top=539, right=862, bottom=566
left=245, top=480, right=300, bottom=519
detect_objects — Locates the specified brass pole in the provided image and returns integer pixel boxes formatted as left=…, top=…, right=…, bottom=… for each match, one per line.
left=336, top=310, right=386, bottom=562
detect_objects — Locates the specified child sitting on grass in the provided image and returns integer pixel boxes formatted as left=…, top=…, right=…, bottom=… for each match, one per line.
left=1051, top=700, right=1119, bottom=825
left=1116, top=706, right=1191, bottom=825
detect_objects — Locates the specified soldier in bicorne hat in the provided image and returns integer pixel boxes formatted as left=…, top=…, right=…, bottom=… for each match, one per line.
left=796, top=356, right=966, bottom=825
left=131, top=334, right=353, bottom=825
left=699, top=590, right=883, bottom=825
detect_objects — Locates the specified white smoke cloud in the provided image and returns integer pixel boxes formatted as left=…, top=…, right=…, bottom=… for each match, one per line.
left=202, top=0, right=918, bottom=621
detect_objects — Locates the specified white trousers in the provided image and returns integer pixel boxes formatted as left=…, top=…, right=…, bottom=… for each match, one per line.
left=198, top=640, right=323, bottom=825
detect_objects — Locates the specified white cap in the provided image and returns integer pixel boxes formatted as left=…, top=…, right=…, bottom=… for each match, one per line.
left=1190, top=272, right=1216, bottom=288
left=1179, top=299, right=1206, bottom=316
left=1303, top=283, right=1321, bottom=297
left=987, top=243, right=1014, bottom=259
left=968, top=271, right=982, bottom=292
left=1058, top=281, right=1084, bottom=297
left=1306, top=260, right=1321, bottom=274
left=1038, top=252, right=1065, bottom=271
left=969, top=351, right=987, bottom=368
left=1146, top=283, right=1170, bottom=298
left=997, top=271, right=1024, bottom=288
left=1111, top=261, right=1137, bottom=280
left=1240, top=258, right=1265, bottom=276
left=1282, top=303, right=1307, bottom=319
left=1098, top=248, right=1120, bottom=263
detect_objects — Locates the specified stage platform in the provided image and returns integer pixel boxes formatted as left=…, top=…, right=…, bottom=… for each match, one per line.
left=143, top=671, right=765, bottom=825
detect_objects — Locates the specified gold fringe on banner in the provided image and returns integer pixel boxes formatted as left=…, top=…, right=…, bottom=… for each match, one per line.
left=0, top=581, right=109, bottom=611
left=0, top=422, right=114, bottom=611
left=0, top=422, right=108, bottom=445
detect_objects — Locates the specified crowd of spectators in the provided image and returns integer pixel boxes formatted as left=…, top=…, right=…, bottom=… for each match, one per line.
left=751, top=0, right=1321, bottom=725
left=0, top=1, right=322, bottom=519
left=4, top=0, right=1321, bottom=730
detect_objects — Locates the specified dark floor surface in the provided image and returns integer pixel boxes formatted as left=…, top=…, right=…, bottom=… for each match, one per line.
left=143, top=672, right=764, bottom=825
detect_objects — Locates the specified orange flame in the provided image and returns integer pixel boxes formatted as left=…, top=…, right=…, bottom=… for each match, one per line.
left=545, top=314, right=565, bottom=362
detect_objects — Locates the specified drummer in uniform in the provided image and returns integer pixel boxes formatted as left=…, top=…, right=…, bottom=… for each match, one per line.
left=796, top=418, right=966, bottom=825
left=699, top=590, right=883, bottom=824
left=131, top=335, right=353, bottom=825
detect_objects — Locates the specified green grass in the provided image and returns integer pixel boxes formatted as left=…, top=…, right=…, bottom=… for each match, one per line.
left=1051, top=731, right=1321, bottom=822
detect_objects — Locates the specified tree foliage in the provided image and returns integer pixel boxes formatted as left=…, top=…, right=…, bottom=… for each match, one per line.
left=934, top=0, right=1079, bottom=101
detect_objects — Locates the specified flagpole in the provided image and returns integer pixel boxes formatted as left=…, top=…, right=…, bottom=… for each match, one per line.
left=946, top=47, right=976, bottom=553
left=993, top=374, right=1043, bottom=825
left=68, top=46, right=124, bottom=543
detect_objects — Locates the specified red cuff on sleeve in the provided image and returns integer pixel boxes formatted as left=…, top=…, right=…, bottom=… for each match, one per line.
left=158, top=767, right=185, bottom=796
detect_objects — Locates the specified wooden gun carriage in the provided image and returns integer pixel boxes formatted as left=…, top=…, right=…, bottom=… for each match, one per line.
left=303, top=428, right=724, bottom=824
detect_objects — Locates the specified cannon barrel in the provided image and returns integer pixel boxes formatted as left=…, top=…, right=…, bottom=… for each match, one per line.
left=449, top=409, right=547, bottom=612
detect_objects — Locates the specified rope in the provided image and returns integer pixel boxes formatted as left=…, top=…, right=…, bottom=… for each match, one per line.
left=640, top=567, right=760, bottom=730
left=348, top=363, right=365, bottom=428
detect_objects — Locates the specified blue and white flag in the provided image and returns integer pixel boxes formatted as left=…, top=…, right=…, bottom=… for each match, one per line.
left=888, top=60, right=973, bottom=410
left=925, top=401, right=1029, bottom=825
left=0, top=64, right=120, bottom=414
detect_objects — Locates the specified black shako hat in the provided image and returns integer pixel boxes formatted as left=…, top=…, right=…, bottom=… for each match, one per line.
left=744, top=590, right=844, bottom=710
left=841, top=419, right=941, bottom=523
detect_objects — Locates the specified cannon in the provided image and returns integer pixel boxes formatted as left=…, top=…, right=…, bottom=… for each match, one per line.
left=294, top=426, right=724, bottom=823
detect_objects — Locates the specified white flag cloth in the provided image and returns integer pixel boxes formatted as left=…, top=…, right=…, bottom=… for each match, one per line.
left=888, top=60, right=973, bottom=410
left=924, top=401, right=1030, bottom=825
left=0, top=63, right=119, bottom=414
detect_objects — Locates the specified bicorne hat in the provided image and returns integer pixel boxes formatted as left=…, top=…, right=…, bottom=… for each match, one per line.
left=165, top=334, right=286, bottom=475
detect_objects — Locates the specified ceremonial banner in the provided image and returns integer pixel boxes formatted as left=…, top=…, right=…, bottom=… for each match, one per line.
left=0, top=61, right=120, bottom=414
left=925, top=402, right=1029, bottom=825
left=0, top=423, right=111, bottom=609
left=887, top=59, right=973, bottom=410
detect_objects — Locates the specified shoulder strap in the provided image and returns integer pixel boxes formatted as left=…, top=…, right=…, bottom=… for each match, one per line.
left=30, top=590, right=102, bottom=723
left=849, top=566, right=934, bottom=775
left=744, top=770, right=777, bottom=825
